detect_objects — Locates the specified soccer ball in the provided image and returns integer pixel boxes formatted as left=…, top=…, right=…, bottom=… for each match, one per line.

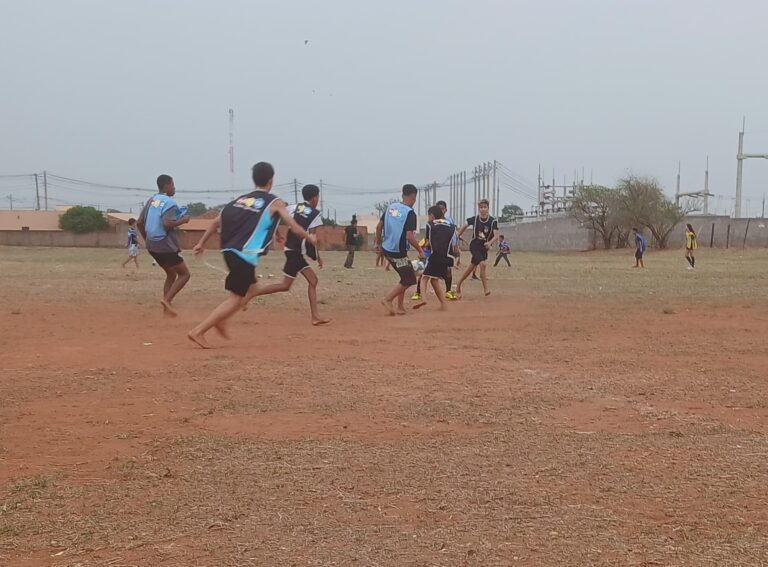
left=412, top=260, right=425, bottom=272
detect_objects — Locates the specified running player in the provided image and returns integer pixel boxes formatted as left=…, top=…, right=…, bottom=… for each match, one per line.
left=684, top=223, right=697, bottom=270
left=137, top=174, right=191, bottom=316
left=243, top=184, right=330, bottom=325
left=121, top=218, right=140, bottom=269
left=455, top=199, right=499, bottom=298
left=413, top=205, right=455, bottom=311
left=436, top=200, right=459, bottom=300
left=375, top=184, right=424, bottom=316
left=187, top=162, right=318, bottom=348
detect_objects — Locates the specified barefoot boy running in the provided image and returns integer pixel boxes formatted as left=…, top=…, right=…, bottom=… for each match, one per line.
left=375, top=184, right=423, bottom=316
left=455, top=199, right=498, bottom=298
left=138, top=174, right=191, bottom=316
left=187, top=162, right=317, bottom=348
left=244, top=183, right=329, bottom=325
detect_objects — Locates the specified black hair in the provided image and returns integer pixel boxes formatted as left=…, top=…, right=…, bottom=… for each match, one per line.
left=302, top=184, right=319, bottom=201
left=499, top=234, right=505, bottom=239
left=402, top=184, right=418, bottom=197
left=428, top=205, right=444, bottom=219
left=686, top=223, right=695, bottom=235
left=436, top=200, right=447, bottom=208
left=128, top=218, right=136, bottom=225
left=252, top=162, right=275, bottom=187
left=632, top=227, right=639, bottom=232
left=156, top=174, right=173, bottom=192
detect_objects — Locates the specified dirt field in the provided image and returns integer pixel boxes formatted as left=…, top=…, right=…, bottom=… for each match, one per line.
left=1, top=246, right=767, bottom=566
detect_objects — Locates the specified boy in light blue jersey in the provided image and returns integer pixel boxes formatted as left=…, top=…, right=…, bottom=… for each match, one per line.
left=375, top=184, right=424, bottom=316
left=137, top=174, right=191, bottom=316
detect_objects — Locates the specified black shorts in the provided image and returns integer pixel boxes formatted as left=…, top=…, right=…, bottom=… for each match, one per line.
left=223, top=251, right=256, bottom=297
left=384, top=254, right=417, bottom=287
left=469, top=240, right=488, bottom=265
left=283, top=251, right=310, bottom=279
left=423, top=260, right=448, bottom=280
left=149, top=251, right=183, bottom=268
left=635, top=250, right=644, bottom=260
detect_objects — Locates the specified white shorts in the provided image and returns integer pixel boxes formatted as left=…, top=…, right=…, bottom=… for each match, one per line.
left=128, top=244, right=139, bottom=257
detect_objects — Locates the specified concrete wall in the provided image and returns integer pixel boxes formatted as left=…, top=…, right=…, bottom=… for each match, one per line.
left=0, top=225, right=370, bottom=251
left=500, top=216, right=595, bottom=251
left=665, top=215, right=768, bottom=249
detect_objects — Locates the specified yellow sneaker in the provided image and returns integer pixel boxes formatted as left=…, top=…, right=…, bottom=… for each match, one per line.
left=410, top=292, right=421, bottom=301
left=445, top=290, right=458, bottom=301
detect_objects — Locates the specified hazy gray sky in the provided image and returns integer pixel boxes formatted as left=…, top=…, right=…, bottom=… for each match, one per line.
left=2, top=0, right=768, bottom=218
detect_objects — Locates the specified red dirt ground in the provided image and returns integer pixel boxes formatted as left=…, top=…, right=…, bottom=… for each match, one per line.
left=1, top=248, right=767, bottom=566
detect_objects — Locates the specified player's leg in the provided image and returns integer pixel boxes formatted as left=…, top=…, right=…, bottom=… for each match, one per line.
left=301, top=268, right=329, bottom=325
left=494, top=253, right=501, bottom=267
left=455, top=262, right=476, bottom=298
left=479, top=260, right=490, bottom=296
left=188, top=292, right=242, bottom=349
left=381, top=283, right=405, bottom=315
left=413, top=275, right=430, bottom=309
left=411, top=274, right=423, bottom=300
left=163, top=260, right=190, bottom=307
left=431, top=278, right=448, bottom=311
left=503, top=253, right=511, bottom=267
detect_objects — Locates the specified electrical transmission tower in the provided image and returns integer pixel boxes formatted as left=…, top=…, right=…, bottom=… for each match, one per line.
left=735, top=118, right=768, bottom=218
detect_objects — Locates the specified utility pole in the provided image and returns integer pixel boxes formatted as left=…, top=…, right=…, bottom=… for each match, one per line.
left=492, top=160, right=498, bottom=217
left=735, top=117, right=768, bottom=218
left=43, top=171, right=48, bottom=211
left=762, top=194, right=765, bottom=218
left=7, top=194, right=13, bottom=210
left=34, top=173, right=40, bottom=210
left=675, top=161, right=682, bottom=206
left=229, top=109, right=235, bottom=197
left=293, top=178, right=298, bottom=204
left=703, top=156, right=710, bottom=215
left=319, top=179, right=324, bottom=212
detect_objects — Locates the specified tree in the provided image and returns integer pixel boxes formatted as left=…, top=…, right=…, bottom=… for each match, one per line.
left=321, top=216, right=337, bottom=227
left=498, top=204, right=524, bottom=223
left=372, top=199, right=398, bottom=217
left=569, top=185, right=620, bottom=249
left=186, top=202, right=208, bottom=217
left=106, top=208, right=123, bottom=213
left=59, top=206, right=108, bottom=234
left=616, top=175, right=684, bottom=249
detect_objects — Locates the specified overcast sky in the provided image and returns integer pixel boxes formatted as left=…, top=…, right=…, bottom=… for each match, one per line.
left=2, top=0, right=768, bottom=219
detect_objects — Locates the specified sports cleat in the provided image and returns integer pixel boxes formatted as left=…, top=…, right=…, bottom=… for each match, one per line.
left=410, top=292, right=422, bottom=301
left=445, top=290, right=458, bottom=301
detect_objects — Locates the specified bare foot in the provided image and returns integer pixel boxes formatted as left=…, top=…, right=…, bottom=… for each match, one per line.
left=395, top=307, right=407, bottom=316
left=312, top=317, right=331, bottom=326
left=412, top=301, right=428, bottom=310
left=380, top=299, right=395, bottom=316
left=161, top=299, right=178, bottom=317
left=187, top=331, right=213, bottom=349
left=438, top=304, right=448, bottom=311
left=214, top=323, right=230, bottom=340
left=484, top=290, right=491, bottom=296
left=455, top=289, right=462, bottom=299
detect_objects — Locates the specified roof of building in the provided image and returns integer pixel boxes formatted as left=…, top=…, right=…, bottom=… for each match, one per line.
left=0, top=210, right=63, bottom=231
left=107, top=213, right=137, bottom=223
left=182, top=218, right=217, bottom=231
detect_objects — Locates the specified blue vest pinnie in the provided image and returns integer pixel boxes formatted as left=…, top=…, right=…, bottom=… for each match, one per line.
left=144, top=193, right=183, bottom=241
left=381, top=202, right=414, bottom=254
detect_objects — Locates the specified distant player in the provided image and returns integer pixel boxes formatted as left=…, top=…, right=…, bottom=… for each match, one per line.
left=455, top=199, right=499, bottom=298
left=435, top=200, right=459, bottom=300
left=137, top=174, right=191, bottom=316
left=632, top=227, right=646, bottom=268
left=187, top=162, right=318, bottom=348
left=684, top=224, right=697, bottom=270
left=121, top=218, right=140, bottom=269
left=375, top=184, right=424, bottom=316
left=494, top=235, right=511, bottom=267
left=413, top=206, right=455, bottom=311
left=244, top=184, right=330, bottom=325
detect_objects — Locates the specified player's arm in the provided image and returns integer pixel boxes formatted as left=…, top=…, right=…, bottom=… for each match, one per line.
left=163, top=210, right=190, bottom=230
left=456, top=222, right=470, bottom=239
left=374, top=218, right=384, bottom=251
left=193, top=214, right=221, bottom=257
left=137, top=202, right=148, bottom=240
left=274, top=200, right=317, bottom=245
left=406, top=231, right=423, bottom=260
left=310, top=227, right=323, bottom=268
left=486, top=227, right=500, bottom=249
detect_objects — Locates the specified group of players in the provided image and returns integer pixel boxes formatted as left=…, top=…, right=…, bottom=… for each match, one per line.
left=131, top=162, right=500, bottom=348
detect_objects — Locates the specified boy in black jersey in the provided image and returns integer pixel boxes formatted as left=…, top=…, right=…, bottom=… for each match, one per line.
left=243, top=184, right=329, bottom=326
left=413, top=206, right=455, bottom=311
left=455, top=199, right=499, bottom=298
left=187, top=162, right=318, bottom=348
